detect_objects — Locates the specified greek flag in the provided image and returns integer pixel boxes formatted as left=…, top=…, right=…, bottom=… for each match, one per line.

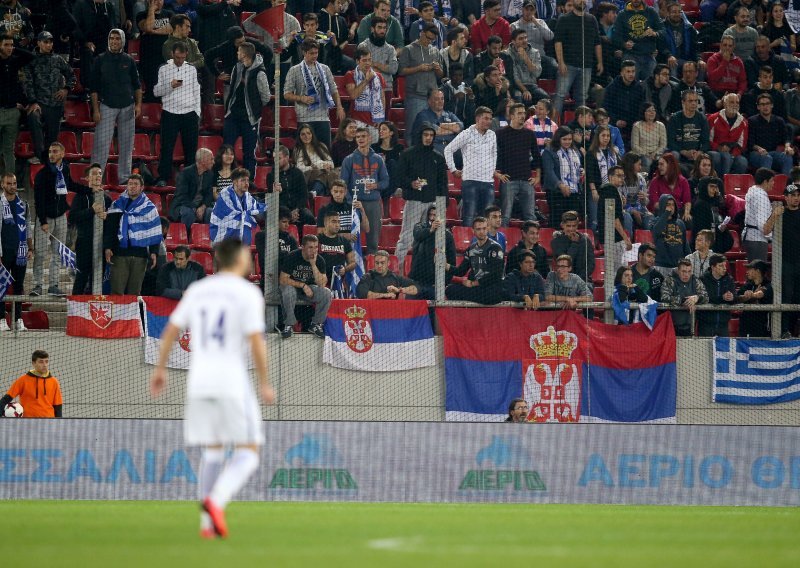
left=209, top=185, right=266, bottom=245
left=54, top=237, right=78, bottom=272
left=345, top=205, right=365, bottom=295
left=330, top=265, right=347, bottom=299
left=0, top=264, right=13, bottom=300
left=713, top=338, right=800, bottom=404
left=108, top=191, right=162, bottom=248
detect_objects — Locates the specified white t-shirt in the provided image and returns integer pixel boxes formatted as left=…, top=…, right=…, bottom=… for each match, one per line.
left=169, top=273, right=265, bottom=400
left=744, top=185, right=772, bottom=243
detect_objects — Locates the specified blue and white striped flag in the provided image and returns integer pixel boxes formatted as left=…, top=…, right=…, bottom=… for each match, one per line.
left=330, top=265, right=347, bottom=299
left=344, top=204, right=365, bottom=297
left=0, top=264, right=13, bottom=300
left=54, top=237, right=78, bottom=272
left=713, top=338, right=800, bottom=404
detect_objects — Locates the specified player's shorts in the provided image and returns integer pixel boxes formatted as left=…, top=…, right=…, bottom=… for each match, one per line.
left=184, top=396, right=264, bottom=446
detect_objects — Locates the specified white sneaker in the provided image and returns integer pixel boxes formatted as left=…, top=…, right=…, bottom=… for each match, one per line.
left=15, top=320, right=27, bottom=331
left=0, top=319, right=10, bottom=332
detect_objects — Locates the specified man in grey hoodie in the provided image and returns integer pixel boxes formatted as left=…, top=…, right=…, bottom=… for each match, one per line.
left=652, top=193, right=690, bottom=277
left=661, top=258, right=708, bottom=336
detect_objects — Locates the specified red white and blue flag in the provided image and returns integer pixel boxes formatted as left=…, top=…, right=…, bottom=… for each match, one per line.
left=323, top=300, right=435, bottom=371
left=142, top=297, right=191, bottom=369
left=438, top=308, right=677, bottom=423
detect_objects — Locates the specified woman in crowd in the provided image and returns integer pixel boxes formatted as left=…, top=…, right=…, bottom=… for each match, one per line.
left=612, top=266, right=650, bottom=324
left=371, top=120, right=405, bottom=216
left=619, top=152, right=653, bottom=232
left=648, top=153, right=692, bottom=223
left=630, top=102, right=667, bottom=173
left=687, top=153, right=718, bottom=201
left=541, top=126, right=584, bottom=227
left=331, top=118, right=358, bottom=167
left=212, top=144, right=237, bottom=201
left=692, top=176, right=733, bottom=254
left=293, top=123, right=336, bottom=196
left=586, top=125, right=622, bottom=233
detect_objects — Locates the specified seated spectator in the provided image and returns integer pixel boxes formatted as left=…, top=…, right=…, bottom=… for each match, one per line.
left=648, top=153, right=691, bottom=222
left=653, top=194, right=690, bottom=277
left=505, top=28, right=548, bottom=104
left=721, top=5, right=759, bottom=64
left=411, top=88, right=464, bottom=155
left=505, top=398, right=529, bottom=423
left=0, top=350, right=62, bottom=418
left=551, top=210, right=595, bottom=285
left=441, top=63, right=477, bottom=127
left=544, top=254, right=593, bottom=309
left=661, top=2, right=701, bottom=78
left=504, top=250, right=545, bottom=309
left=169, top=148, right=215, bottom=236
left=593, top=108, right=626, bottom=155
left=763, top=1, right=796, bottom=60
left=211, top=144, right=237, bottom=200
left=687, top=153, right=718, bottom=201
left=737, top=259, right=773, bottom=337
left=631, top=102, right=667, bottom=173
left=612, top=265, right=651, bottom=325
left=706, top=36, right=747, bottom=97
left=698, top=253, right=736, bottom=337
left=316, top=179, right=370, bottom=238
left=619, top=152, right=653, bottom=231
left=409, top=204, right=456, bottom=300
left=707, top=93, right=749, bottom=176
left=747, top=93, right=795, bottom=176
left=676, top=60, right=720, bottom=116
left=506, top=220, right=550, bottom=278
left=565, top=106, right=594, bottom=157
left=686, top=228, right=715, bottom=276
left=661, top=258, right=708, bottom=336
left=293, top=123, right=337, bottom=196
left=318, top=210, right=357, bottom=287
left=156, top=245, right=205, bottom=299
left=357, top=250, right=419, bottom=299
left=473, top=64, right=511, bottom=114
left=268, top=145, right=315, bottom=230
left=604, top=60, right=645, bottom=139
left=693, top=177, right=734, bottom=254
left=473, top=205, right=507, bottom=251
left=331, top=118, right=358, bottom=167
left=209, top=167, right=265, bottom=246
left=667, top=90, right=711, bottom=176
left=256, top=206, right=299, bottom=288
left=524, top=98, right=558, bottom=150
left=643, top=64, right=679, bottom=122
left=741, top=66, right=787, bottom=119
left=278, top=234, right=331, bottom=339
left=445, top=216, right=505, bottom=304
left=746, top=35, right=789, bottom=90
left=409, top=1, right=448, bottom=48
left=104, top=175, right=163, bottom=295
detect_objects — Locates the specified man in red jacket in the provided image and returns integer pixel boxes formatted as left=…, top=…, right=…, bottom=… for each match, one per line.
left=470, top=0, right=511, bottom=53
left=706, top=36, right=747, bottom=97
left=708, top=93, right=749, bottom=176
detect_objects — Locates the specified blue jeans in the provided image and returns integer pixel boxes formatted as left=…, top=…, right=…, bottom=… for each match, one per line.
left=748, top=150, right=793, bottom=175
left=223, top=115, right=259, bottom=177
left=500, top=180, right=535, bottom=226
left=710, top=150, right=748, bottom=176
left=554, top=65, right=592, bottom=115
left=461, top=180, right=495, bottom=227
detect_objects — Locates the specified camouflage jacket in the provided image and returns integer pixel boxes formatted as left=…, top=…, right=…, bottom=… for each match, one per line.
left=22, top=51, right=76, bottom=107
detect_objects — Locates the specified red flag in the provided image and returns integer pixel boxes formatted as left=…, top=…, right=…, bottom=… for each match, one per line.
left=251, top=6, right=285, bottom=43
left=66, top=295, right=143, bottom=338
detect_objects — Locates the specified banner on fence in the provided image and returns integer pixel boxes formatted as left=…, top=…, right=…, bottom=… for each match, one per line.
left=66, top=295, right=142, bottom=339
left=437, top=308, right=677, bottom=423
left=713, top=338, right=800, bottom=404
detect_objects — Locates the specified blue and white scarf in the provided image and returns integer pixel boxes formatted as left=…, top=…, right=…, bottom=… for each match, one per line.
left=558, top=147, right=581, bottom=194
left=596, top=148, right=618, bottom=185
left=209, top=185, right=266, bottom=245
left=1, top=193, right=28, bottom=266
left=353, top=67, right=385, bottom=123
left=51, top=163, right=68, bottom=196
left=301, top=60, right=335, bottom=111
left=108, top=191, right=162, bottom=249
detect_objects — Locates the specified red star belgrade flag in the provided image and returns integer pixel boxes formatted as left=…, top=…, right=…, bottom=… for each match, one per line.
left=66, top=295, right=143, bottom=338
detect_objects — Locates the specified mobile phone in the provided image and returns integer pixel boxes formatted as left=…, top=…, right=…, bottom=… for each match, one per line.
left=176, top=79, right=183, bottom=85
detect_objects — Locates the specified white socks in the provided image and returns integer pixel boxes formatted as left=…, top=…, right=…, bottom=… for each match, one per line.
left=199, top=448, right=226, bottom=530
left=209, top=448, right=259, bottom=510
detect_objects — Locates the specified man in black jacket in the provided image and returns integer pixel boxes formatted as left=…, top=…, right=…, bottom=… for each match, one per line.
left=156, top=245, right=205, bottom=299
left=698, top=253, right=736, bottom=337
left=169, top=147, right=215, bottom=236
left=32, top=142, right=75, bottom=296
left=409, top=204, right=456, bottom=300
left=69, top=163, right=112, bottom=295
left=356, top=250, right=419, bottom=299
left=0, top=36, right=33, bottom=175
left=394, top=123, right=448, bottom=267
left=268, top=145, right=314, bottom=230
left=504, top=250, right=545, bottom=309
left=445, top=216, right=505, bottom=304
left=505, top=220, right=549, bottom=278
left=204, top=26, right=272, bottom=93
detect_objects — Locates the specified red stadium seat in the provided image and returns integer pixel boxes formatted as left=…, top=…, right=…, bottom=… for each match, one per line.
left=202, top=104, right=226, bottom=133
left=446, top=197, right=459, bottom=226
left=539, top=227, right=555, bottom=256
left=591, top=257, right=605, bottom=286
left=64, top=101, right=95, bottom=129
left=313, top=195, right=331, bottom=214
left=287, top=224, right=299, bottom=242
left=190, top=223, right=212, bottom=251
left=190, top=251, right=214, bottom=274
left=58, top=131, right=81, bottom=161
left=253, top=165, right=271, bottom=191
left=14, top=131, right=34, bottom=159
left=770, top=174, right=788, bottom=200
left=165, top=223, right=188, bottom=251
left=389, top=196, right=405, bottom=223
left=724, top=173, right=753, bottom=199
left=82, top=132, right=117, bottom=161
left=145, top=193, right=163, bottom=215
left=725, top=229, right=746, bottom=260
left=132, top=133, right=157, bottom=161
left=377, top=224, right=402, bottom=253
left=198, top=135, right=223, bottom=157
left=136, top=103, right=163, bottom=131
left=302, top=224, right=318, bottom=238
left=104, top=163, right=120, bottom=187
left=127, top=38, right=141, bottom=62
left=452, top=226, right=473, bottom=253
left=403, top=254, right=412, bottom=276
left=334, top=75, right=350, bottom=101
left=504, top=227, right=522, bottom=252
left=21, top=310, right=49, bottom=330
left=29, top=163, right=44, bottom=187
left=733, top=259, right=747, bottom=285
left=634, top=229, right=653, bottom=244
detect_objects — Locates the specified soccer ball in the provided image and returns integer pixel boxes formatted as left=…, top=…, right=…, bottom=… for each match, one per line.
left=3, top=402, right=23, bottom=418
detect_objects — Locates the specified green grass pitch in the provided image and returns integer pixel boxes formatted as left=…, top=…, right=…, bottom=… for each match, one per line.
left=2, top=501, right=798, bottom=567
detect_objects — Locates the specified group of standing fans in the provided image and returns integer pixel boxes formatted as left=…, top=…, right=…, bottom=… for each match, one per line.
left=1, top=0, right=800, bottom=337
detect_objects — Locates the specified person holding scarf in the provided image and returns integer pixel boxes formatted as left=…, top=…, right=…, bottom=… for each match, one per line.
left=285, top=38, right=346, bottom=148
left=586, top=125, right=622, bottom=235
left=32, top=141, right=74, bottom=297
left=541, top=126, right=584, bottom=227
left=210, top=167, right=266, bottom=247
left=103, top=174, right=163, bottom=295
left=345, top=47, right=387, bottom=144
left=0, top=173, right=32, bottom=332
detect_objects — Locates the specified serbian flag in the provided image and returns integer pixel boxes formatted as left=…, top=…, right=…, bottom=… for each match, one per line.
left=323, top=300, right=435, bottom=371
left=142, top=297, right=190, bottom=369
left=66, top=295, right=142, bottom=338
left=437, top=308, right=676, bottom=423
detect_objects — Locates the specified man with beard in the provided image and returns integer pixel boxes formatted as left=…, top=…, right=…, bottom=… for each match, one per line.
left=357, top=15, right=399, bottom=91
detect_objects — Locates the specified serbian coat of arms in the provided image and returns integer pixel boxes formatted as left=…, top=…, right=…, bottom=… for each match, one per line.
left=523, top=326, right=582, bottom=422
left=343, top=304, right=373, bottom=353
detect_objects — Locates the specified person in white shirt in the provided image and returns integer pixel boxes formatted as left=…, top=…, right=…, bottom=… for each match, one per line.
left=153, top=41, right=201, bottom=186
left=444, top=106, right=500, bottom=226
left=150, top=238, right=275, bottom=540
left=743, top=167, right=784, bottom=262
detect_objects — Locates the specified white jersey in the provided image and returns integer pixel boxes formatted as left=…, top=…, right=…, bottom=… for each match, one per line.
left=169, top=273, right=265, bottom=400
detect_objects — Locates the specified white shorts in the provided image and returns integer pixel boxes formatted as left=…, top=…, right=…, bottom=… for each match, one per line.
left=184, top=396, right=264, bottom=446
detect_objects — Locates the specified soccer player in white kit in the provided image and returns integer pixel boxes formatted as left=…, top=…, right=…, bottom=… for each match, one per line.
left=150, top=238, right=275, bottom=539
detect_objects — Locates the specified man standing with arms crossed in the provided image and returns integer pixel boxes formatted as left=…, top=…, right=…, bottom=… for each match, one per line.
left=150, top=238, right=275, bottom=539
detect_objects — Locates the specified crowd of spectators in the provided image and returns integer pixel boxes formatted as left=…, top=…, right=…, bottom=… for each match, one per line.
left=3, top=0, right=800, bottom=339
